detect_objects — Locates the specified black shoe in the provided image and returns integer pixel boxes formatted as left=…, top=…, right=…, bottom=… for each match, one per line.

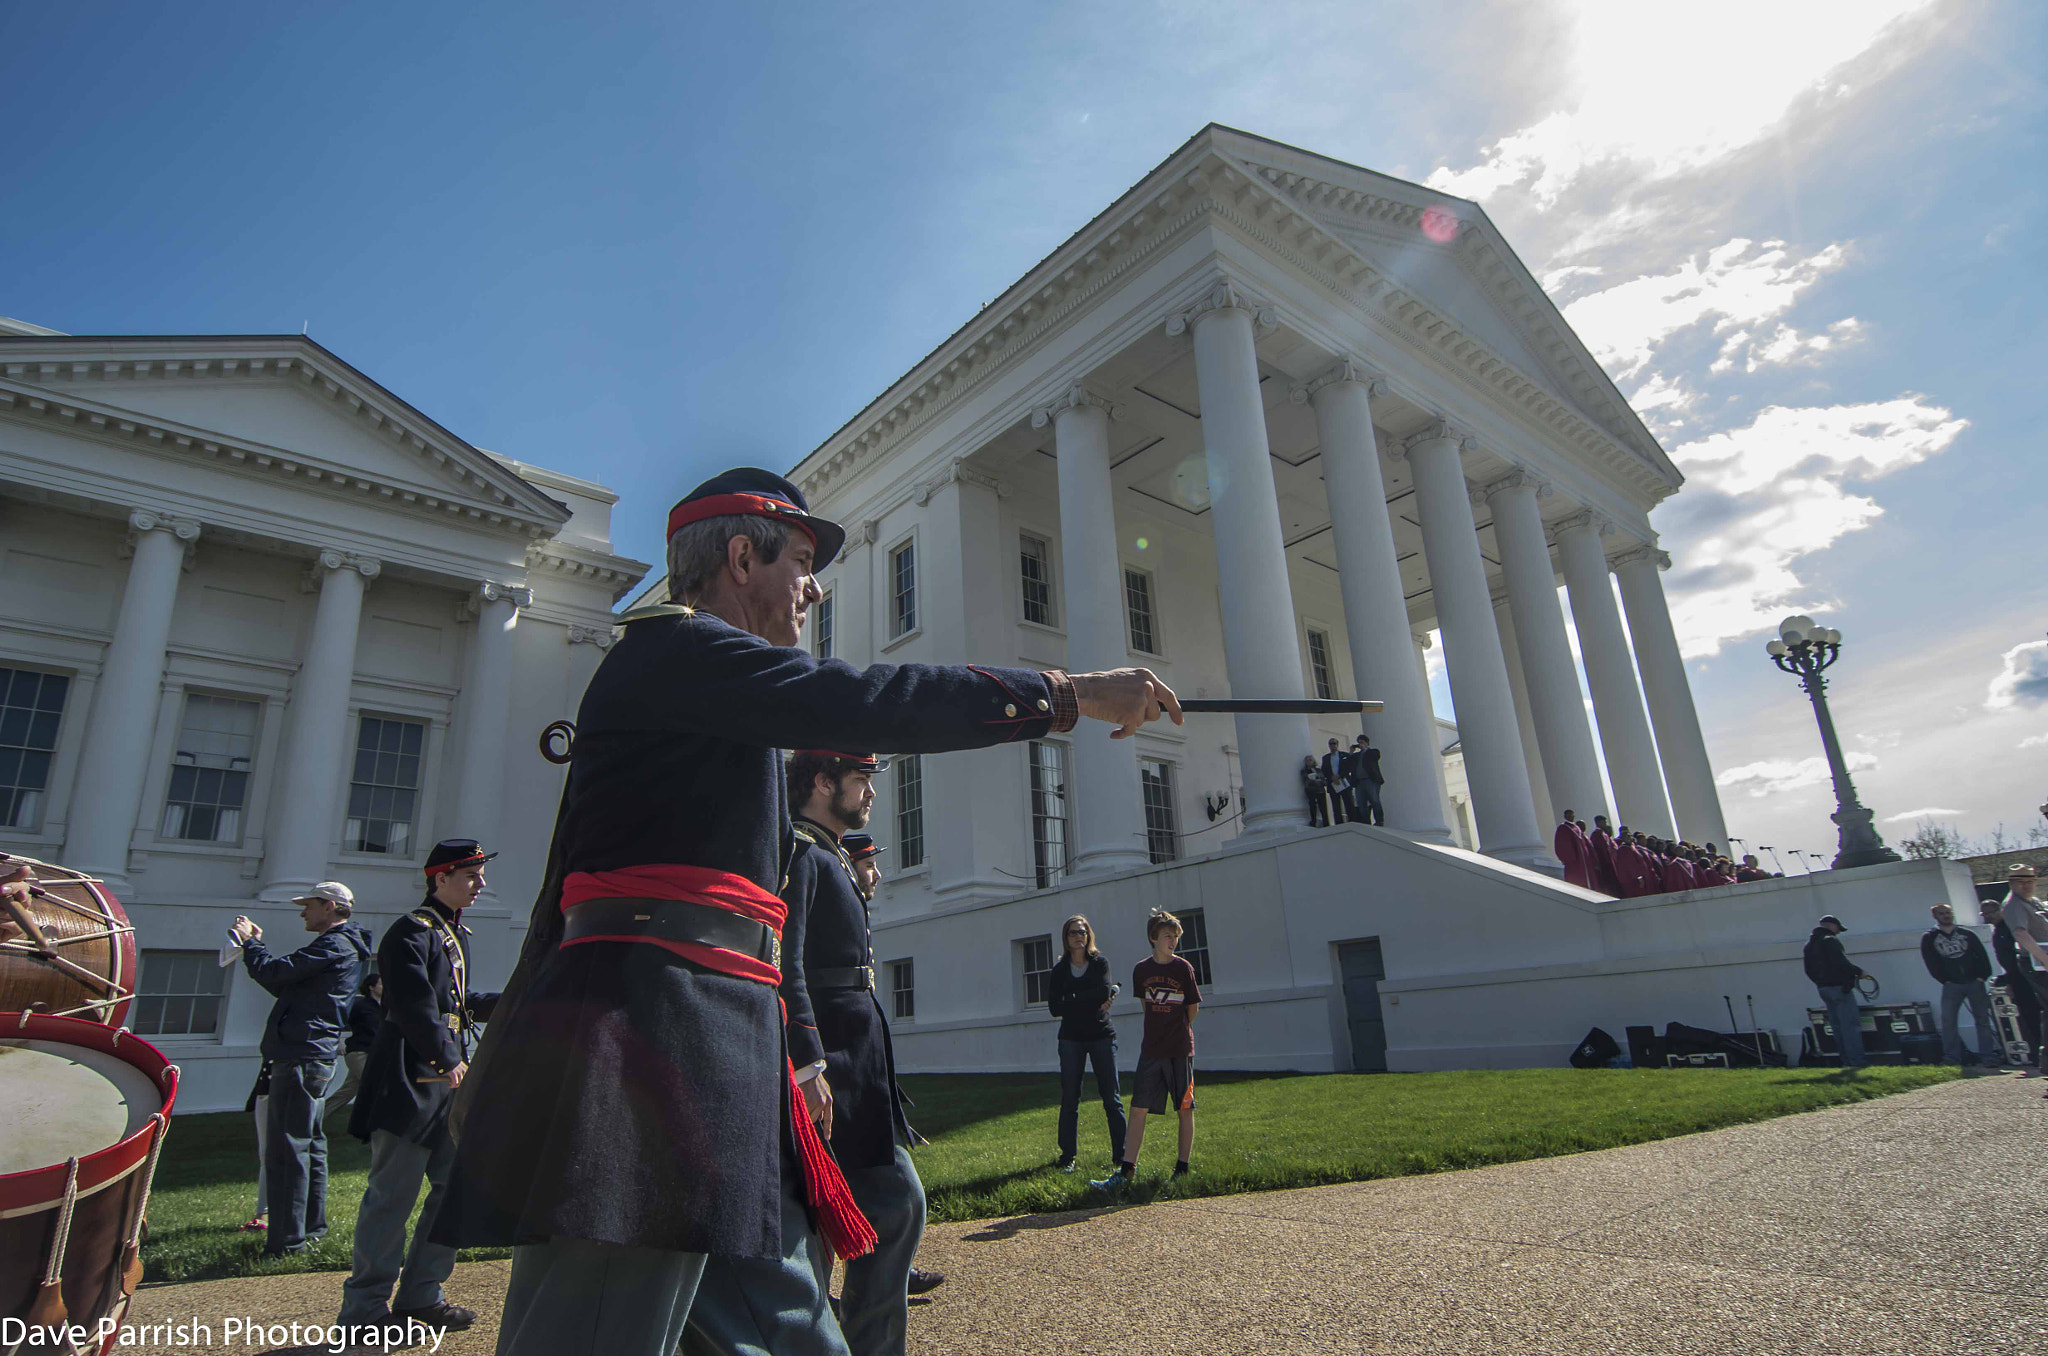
left=392, top=1301, right=476, bottom=1331
left=907, top=1268, right=946, bottom=1295
left=1054, top=1156, right=1076, bottom=1173
left=263, top=1241, right=311, bottom=1258
left=1172, top=1163, right=1190, bottom=1177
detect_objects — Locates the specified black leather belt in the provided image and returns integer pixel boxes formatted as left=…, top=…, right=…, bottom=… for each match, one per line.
left=811, top=965, right=875, bottom=991
left=562, top=897, right=780, bottom=969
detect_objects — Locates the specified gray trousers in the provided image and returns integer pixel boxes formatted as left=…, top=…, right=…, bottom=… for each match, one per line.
left=832, top=1146, right=926, bottom=1356
left=1940, top=979, right=1998, bottom=1064
left=339, top=1128, right=458, bottom=1322
left=683, top=1175, right=851, bottom=1356
left=498, top=1237, right=706, bottom=1356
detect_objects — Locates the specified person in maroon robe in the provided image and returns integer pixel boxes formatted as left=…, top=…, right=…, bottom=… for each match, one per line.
left=1611, top=826, right=1647, bottom=897
left=1587, top=815, right=1623, bottom=896
left=1662, top=846, right=1698, bottom=892
left=1552, top=810, right=1592, bottom=889
left=1698, top=858, right=1734, bottom=887
left=1734, top=854, right=1771, bottom=883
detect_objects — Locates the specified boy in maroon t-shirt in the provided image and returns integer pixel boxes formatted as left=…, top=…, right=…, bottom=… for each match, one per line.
left=1092, top=909, right=1201, bottom=1190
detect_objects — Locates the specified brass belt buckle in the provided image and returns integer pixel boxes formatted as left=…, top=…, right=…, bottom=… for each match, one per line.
left=443, top=1012, right=460, bottom=1030
left=769, top=934, right=782, bottom=969
left=861, top=964, right=875, bottom=990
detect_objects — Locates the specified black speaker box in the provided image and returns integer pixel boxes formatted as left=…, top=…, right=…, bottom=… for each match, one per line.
left=1626, top=1025, right=1663, bottom=1068
left=1571, top=1026, right=1622, bottom=1068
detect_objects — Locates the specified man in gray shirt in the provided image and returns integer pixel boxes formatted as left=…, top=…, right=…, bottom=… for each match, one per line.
left=2000, top=865, right=2048, bottom=1082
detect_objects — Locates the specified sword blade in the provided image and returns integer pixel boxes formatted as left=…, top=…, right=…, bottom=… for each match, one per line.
left=1177, top=698, right=1385, bottom=715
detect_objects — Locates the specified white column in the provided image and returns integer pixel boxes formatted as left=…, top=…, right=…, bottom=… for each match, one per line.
left=65, top=510, right=200, bottom=890
left=1613, top=546, right=1728, bottom=846
left=1398, top=424, right=1550, bottom=869
left=1168, top=281, right=1311, bottom=835
left=1554, top=513, right=1675, bottom=838
left=451, top=583, right=529, bottom=902
left=1483, top=473, right=1612, bottom=823
left=1292, top=362, right=1450, bottom=842
left=1492, top=597, right=1556, bottom=833
left=262, top=550, right=379, bottom=899
left=1032, top=386, right=1150, bottom=872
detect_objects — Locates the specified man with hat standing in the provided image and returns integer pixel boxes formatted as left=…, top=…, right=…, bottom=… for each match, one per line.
left=230, top=882, right=373, bottom=1257
left=843, top=832, right=883, bottom=899
left=338, top=840, right=501, bottom=1333
left=1995, top=864, right=2048, bottom=1080
left=1803, top=914, right=1867, bottom=1068
left=433, top=468, right=1178, bottom=1356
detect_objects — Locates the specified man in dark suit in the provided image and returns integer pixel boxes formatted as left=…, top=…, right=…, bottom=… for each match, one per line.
left=338, top=840, right=500, bottom=1333
left=431, top=468, right=1180, bottom=1356
left=1350, top=736, right=1385, bottom=827
left=1321, top=737, right=1353, bottom=824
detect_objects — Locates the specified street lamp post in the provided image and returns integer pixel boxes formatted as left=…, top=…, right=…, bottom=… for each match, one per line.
left=1766, top=615, right=1901, bottom=870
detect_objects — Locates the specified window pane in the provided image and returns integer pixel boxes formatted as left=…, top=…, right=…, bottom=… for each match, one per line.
left=346, top=715, right=426, bottom=855
left=1308, top=630, right=1334, bottom=701
left=814, top=592, right=835, bottom=661
left=0, top=666, right=67, bottom=832
left=1141, top=758, right=1179, bottom=865
left=133, top=995, right=165, bottom=1036
left=1029, top=741, right=1070, bottom=889
left=895, top=755, right=924, bottom=867
left=1124, top=570, right=1157, bottom=654
left=1020, top=535, right=1052, bottom=626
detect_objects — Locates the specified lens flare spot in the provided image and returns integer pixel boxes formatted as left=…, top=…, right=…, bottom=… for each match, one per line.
left=1135, top=537, right=1149, bottom=551
left=1419, top=205, right=1461, bottom=243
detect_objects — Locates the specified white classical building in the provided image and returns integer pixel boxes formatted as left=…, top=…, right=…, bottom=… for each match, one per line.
left=774, top=126, right=1970, bottom=1072
left=0, top=317, right=647, bottom=1111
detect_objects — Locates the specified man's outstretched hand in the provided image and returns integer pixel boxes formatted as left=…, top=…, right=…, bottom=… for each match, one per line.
left=1070, top=667, right=1183, bottom=739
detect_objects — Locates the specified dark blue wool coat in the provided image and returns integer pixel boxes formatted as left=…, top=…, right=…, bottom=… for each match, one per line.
left=349, top=901, right=499, bottom=1146
left=432, top=609, right=1056, bottom=1259
left=782, top=819, right=912, bottom=1171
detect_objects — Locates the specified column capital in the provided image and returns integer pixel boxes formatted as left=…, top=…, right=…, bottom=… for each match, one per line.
left=1394, top=418, right=1471, bottom=461
left=1609, top=543, right=1671, bottom=571
left=461, top=580, right=534, bottom=620
left=303, top=549, right=381, bottom=590
left=1030, top=382, right=1121, bottom=429
left=1480, top=467, right=1552, bottom=502
left=127, top=508, right=203, bottom=542
left=567, top=623, right=617, bottom=649
left=1550, top=508, right=1612, bottom=541
left=1288, top=358, right=1386, bottom=406
left=1165, top=277, right=1278, bottom=338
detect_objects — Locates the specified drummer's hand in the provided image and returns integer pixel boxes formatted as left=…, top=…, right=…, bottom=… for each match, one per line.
left=802, top=1073, right=833, bottom=1136
left=1070, top=667, right=1183, bottom=739
left=446, top=1061, right=468, bottom=1089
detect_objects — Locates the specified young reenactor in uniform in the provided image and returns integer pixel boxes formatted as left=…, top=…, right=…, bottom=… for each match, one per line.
left=338, top=840, right=500, bottom=1333
left=431, top=468, right=1180, bottom=1356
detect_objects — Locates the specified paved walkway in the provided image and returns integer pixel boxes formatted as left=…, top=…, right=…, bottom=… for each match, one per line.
left=123, top=1076, right=2044, bottom=1355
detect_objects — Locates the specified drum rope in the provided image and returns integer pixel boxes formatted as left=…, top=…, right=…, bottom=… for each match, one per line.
left=120, top=1112, right=169, bottom=1278
left=40, top=1157, right=81, bottom=1288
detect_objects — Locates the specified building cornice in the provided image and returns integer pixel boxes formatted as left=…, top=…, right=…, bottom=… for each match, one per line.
left=789, top=129, right=1678, bottom=510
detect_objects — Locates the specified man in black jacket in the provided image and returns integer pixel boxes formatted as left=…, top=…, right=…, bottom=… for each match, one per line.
left=232, top=881, right=373, bottom=1257
left=1922, top=902, right=1998, bottom=1065
left=1802, top=914, right=1866, bottom=1068
left=431, top=469, right=1178, bottom=1356
left=1350, top=737, right=1385, bottom=827
left=339, top=840, right=500, bottom=1333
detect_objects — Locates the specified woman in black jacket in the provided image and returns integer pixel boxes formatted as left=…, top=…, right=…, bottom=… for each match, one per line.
left=1047, top=914, right=1126, bottom=1172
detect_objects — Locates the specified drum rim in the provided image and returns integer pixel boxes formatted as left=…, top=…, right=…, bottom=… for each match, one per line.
left=0, top=1012, right=177, bottom=1215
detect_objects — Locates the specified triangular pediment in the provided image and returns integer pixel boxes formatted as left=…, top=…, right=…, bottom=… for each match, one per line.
left=0, top=336, right=569, bottom=535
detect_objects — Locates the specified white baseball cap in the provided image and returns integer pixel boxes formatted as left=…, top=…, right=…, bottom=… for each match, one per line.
left=293, top=881, right=355, bottom=907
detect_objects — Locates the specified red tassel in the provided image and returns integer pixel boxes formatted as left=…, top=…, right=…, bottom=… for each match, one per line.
left=786, top=1061, right=877, bottom=1259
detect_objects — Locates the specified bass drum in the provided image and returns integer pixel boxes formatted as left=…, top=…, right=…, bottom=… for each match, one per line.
left=0, top=854, right=137, bottom=1028
left=0, top=1013, right=178, bottom=1356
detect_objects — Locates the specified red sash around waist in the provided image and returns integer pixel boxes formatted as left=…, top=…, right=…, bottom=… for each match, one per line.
left=558, top=862, right=876, bottom=1259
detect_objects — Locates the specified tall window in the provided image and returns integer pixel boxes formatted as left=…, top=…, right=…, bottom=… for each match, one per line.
left=1019, top=935, right=1055, bottom=1006
left=132, top=950, right=227, bottom=1038
left=895, top=754, right=924, bottom=868
left=1175, top=907, right=1212, bottom=987
left=1306, top=629, right=1335, bottom=700
left=0, top=666, right=67, bottom=830
left=1020, top=533, right=1054, bottom=626
left=1028, top=740, right=1071, bottom=888
left=890, top=541, right=918, bottom=637
left=161, top=694, right=259, bottom=843
left=813, top=590, right=835, bottom=661
left=890, top=959, right=915, bottom=1020
left=345, top=716, right=425, bottom=856
left=1140, top=758, right=1180, bottom=864
left=1123, top=568, right=1158, bottom=654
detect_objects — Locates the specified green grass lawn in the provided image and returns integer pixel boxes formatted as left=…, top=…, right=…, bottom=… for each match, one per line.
left=141, top=1065, right=1954, bottom=1285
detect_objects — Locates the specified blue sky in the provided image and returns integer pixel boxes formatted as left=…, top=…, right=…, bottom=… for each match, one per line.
left=3, top=1, right=2042, bottom=865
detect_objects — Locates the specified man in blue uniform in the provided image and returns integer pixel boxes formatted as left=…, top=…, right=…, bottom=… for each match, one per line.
left=339, top=840, right=500, bottom=1332
left=433, top=468, right=1180, bottom=1356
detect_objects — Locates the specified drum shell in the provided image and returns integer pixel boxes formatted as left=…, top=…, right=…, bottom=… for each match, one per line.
left=0, top=867, right=137, bottom=1029
left=0, top=1015, right=177, bottom=1356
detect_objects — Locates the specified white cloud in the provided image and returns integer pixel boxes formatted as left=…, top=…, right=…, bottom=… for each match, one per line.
left=1564, top=238, right=1848, bottom=380
left=1656, top=396, right=1968, bottom=654
left=1987, top=641, right=2048, bottom=710
left=1426, top=1, right=1932, bottom=211
left=1717, top=751, right=1878, bottom=798
left=2020, top=733, right=2048, bottom=750
left=1884, top=806, right=1964, bottom=822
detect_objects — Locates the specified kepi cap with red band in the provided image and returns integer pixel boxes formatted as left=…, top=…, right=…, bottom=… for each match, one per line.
left=840, top=833, right=884, bottom=862
left=667, top=468, right=846, bottom=572
left=795, top=750, right=891, bottom=773
left=424, top=837, right=497, bottom=877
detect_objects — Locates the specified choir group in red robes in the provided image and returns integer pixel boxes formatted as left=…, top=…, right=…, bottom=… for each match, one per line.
left=1553, top=812, right=1760, bottom=898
